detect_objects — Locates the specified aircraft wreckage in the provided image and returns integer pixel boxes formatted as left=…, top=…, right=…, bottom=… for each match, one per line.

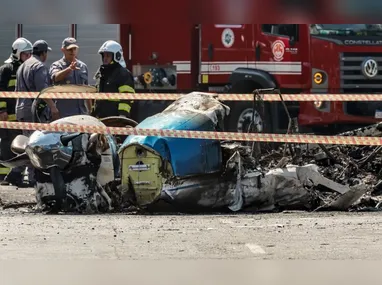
left=1, top=86, right=381, bottom=214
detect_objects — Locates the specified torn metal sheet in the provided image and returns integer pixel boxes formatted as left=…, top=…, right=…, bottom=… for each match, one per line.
left=0, top=84, right=130, bottom=214
left=4, top=90, right=381, bottom=214
left=114, top=92, right=376, bottom=213
left=19, top=115, right=120, bottom=213
left=119, top=92, right=231, bottom=206
left=320, top=184, right=369, bottom=211
left=124, top=144, right=369, bottom=213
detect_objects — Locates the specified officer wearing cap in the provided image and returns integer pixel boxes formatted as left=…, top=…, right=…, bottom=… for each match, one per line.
left=49, top=37, right=91, bottom=117
left=16, top=40, right=59, bottom=125
left=15, top=40, right=58, bottom=186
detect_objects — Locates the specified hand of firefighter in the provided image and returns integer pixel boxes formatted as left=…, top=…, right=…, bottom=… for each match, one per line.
left=0, top=111, right=8, bottom=121
left=69, top=60, right=80, bottom=71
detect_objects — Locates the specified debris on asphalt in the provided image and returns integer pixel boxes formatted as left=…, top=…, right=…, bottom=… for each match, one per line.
left=2, top=99, right=382, bottom=214
left=253, top=122, right=382, bottom=212
left=2, top=122, right=382, bottom=213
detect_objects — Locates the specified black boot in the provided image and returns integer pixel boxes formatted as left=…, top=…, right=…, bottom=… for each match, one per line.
left=0, top=170, right=28, bottom=188
left=0, top=165, right=10, bottom=183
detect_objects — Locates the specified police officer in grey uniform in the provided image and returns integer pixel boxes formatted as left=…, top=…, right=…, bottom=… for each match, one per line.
left=15, top=40, right=57, bottom=186
left=16, top=39, right=59, bottom=125
left=49, top=37, right=91, bottom=117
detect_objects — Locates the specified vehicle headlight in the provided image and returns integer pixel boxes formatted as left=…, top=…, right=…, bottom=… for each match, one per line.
left=313, top=72, right=324, bottom=85
left=313, top=101, right=331, bottom=112
left=314, top=101, right=323, bottom=108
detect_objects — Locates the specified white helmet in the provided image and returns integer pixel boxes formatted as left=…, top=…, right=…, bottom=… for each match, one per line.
left=98, top=40, right=126, bottom=67
left=4, top=37, right=33, bottom=63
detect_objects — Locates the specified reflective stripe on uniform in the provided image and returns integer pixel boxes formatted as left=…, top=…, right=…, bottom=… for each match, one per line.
left=0, top=102, right=6, bottom=109
left=8, top=114, right=16, bottom=121
left=118, top=85, right=135, bottom=93
left=118, top=103, right=131, bottom=113
left=7, top=79, right=16, bottom=87
left=95, top=85, right=134, bottom=113
left=0, top=167, right=10, bottom=174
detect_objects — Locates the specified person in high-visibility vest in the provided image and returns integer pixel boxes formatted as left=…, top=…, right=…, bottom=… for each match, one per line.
left=92, top=40, right=135, bottom=119
left=0, top=38, right=33, bottom=187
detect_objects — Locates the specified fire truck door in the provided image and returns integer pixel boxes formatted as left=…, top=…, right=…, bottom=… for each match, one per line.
left=201, top=25, right=251, bottom=86
left=255, top=24, right=303, bottom=87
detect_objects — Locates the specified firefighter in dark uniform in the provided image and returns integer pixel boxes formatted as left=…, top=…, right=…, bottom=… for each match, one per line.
left=92, top=40, right=135, bottom=119
left=0, top=37, right=33, bottom=186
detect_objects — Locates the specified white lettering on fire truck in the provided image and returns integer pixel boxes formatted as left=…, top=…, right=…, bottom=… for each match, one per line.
left=272, top=40, right=285, bottom=62
left=209, top=64, right=221, bottom=72
left=221, top=28, right=234, bottom=48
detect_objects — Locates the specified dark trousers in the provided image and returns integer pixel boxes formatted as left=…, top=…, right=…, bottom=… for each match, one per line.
left=18, top=115, right=38, bottom=184
left=0, top=128, right=24, bottom=179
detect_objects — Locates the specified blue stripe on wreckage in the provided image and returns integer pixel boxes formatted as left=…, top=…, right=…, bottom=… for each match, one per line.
left=121, top=111, right=223, bottom=178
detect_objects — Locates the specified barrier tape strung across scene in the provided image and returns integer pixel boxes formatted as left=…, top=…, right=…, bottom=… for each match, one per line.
left=2, top=92, right=382, bottom=101
left=1, top=121, right=381, bottom=146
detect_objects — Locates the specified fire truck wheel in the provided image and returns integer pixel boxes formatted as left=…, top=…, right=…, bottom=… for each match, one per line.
left=226, top=102, right=271, bottom=134
left=237, top=108, right=263, bottom=133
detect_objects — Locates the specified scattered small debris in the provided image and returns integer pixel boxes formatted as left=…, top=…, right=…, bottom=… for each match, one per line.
left=1, top=202, right=36, bottom=210
left=256, top=122, right=382, bottom=212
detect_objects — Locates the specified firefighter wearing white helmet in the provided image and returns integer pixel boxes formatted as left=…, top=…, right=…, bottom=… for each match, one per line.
left=4, top=37, right=33, bottom=64
left=92, top=40, right=135, bottom=119
left=97, top=40, right=127, bottom=67
left=0, top=37, right=33, bottom=187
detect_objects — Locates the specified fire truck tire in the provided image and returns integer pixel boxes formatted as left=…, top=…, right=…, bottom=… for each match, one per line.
left=224, top=77, right=275, bottom=134
left=226, top=102, right=273, bottom=134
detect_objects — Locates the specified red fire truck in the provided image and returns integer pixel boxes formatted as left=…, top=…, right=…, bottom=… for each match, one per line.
left=121, top=24, right=382, bottom=134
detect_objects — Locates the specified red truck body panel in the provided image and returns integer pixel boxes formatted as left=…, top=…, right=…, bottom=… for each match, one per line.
left=300, top=36, right=382, bottom=127
left=121, top=24, right=194, bottom=90
left=200, top=24, right=311, bottom=90
left=121, top=24, right=382, bottom=133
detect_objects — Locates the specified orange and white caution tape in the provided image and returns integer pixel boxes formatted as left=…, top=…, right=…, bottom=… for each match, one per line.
left=1, top=121, right=381, bottom=146
left=2, top=92, right=382, bottom=101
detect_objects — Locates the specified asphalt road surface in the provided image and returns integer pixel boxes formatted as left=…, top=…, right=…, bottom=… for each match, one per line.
left=1, top=186, right=382, bottom=262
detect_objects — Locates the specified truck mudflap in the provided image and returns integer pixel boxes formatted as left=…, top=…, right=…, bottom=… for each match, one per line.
left=229, top=68, right=277, bottom=91
left=225, top=68, right=279, bottom=133
left=120, top=143, right=172, bottom=206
